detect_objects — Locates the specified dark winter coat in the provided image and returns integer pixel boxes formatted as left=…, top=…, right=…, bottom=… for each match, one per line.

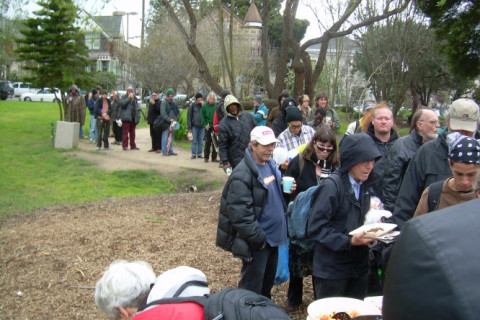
left=391, top=127, right=480, bottom=229
left=147, top=98, right=161, bottom=125
left=187, top=102, right=203, bottom=129
left=160, top=99, right=180, bottom=124
left=119, top=97, right=141, bottom=123
left=307, top=133, right=382, bottom=280
left=94, top=98, right=112, bottom=118
left=271, top=97, right=297, bottom=137
left=381, top=128, right=424, bottom=212
left=366, top=123, right=399, bottom=182
left=216, top=148, right=287, bottom=260
left=383, top=199, right=480, bottom=320
left=218, top=104, right=256, bottom=168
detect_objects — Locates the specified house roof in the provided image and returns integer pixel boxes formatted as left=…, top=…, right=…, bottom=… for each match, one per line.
left=92, top=16, right=123, bottom=38
left=244, top=1, right=262, bottom=23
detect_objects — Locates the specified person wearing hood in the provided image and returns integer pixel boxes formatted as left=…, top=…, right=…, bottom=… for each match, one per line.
left=65, top=84, right=87, bottom=138
left=393, top=98, right=480, bottom=230
left=218, top=95, right=257, bottom=173
left=272, top=96, right=297, bottom=137
left=307, top=133, right=382, bottom=299
left=253, top=94, right=268, bottom=126
left=146, top=91, right=162, bottom=153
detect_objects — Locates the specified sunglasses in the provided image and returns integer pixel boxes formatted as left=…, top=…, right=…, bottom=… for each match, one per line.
left=315, top=144, right=333, bottom=152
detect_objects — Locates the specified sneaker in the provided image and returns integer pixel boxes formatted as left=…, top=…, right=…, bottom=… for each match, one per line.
left=162, top=153, right=169, bottom=156
left=148, top=149, right=156, bottom=152
left=96, top=147, right=101, bottom=151
left=131, top=147, right=140, bottom=150
left=169, top=152, right=178, bottom=156
left=204, top=158, right=209, bottom=162
left=211, top=159, right=219, bottom=163
left=104, top=147, right=113, bottom=150
left=197, top=155, right=203, bottom=159
left=123, top=148, right=128, bottom=151
left=191, top=155, right=196, bottom=159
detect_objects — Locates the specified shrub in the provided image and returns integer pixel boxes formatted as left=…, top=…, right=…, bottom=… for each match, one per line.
left=174, top=109, right=189, bottom=140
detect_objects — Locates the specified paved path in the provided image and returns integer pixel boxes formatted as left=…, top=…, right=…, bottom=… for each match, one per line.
left=69, top=127, right=229, bottom=184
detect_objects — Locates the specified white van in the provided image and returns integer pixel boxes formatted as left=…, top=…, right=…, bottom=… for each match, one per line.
left=12, top=82, right=38, bottom=97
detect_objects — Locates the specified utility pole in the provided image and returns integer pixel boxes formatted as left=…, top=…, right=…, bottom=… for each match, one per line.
left=141, top=0, right=145, bottom=48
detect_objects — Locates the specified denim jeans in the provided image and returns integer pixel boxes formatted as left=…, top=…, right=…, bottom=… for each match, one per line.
left=161, top=127, right=174, bottom=155
left=79, top=125, right=84, bottom=137
left=191, top=126, right=204, bottom=156
left=89, top=114, right=98, bottom=141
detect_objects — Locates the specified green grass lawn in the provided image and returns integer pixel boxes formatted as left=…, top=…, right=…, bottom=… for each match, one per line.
left=0, top=101, right=187, bottom=219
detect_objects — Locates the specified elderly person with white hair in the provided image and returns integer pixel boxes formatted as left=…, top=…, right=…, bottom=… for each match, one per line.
left=95, top=260, right=209, bottom=320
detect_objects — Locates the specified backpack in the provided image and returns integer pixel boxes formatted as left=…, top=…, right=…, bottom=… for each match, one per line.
left=287, top=173, right=343, bottom=250
left=144, top=288, right=291, bottom=320
left=427, top=180, right=444, bottom=212
left=203, top=288, right=291, bottom=320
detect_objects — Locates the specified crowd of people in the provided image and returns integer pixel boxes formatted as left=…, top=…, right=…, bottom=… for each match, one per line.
left=91, top=89, right=480, bottom=319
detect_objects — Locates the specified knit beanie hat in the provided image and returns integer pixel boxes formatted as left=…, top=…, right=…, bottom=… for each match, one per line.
left=286, top=107, right=304, bottom=123
left=166, top=88, right=175, bottom=96
left=220, top=89, right=231, bottom=99
left=195, top=93, right=203, bottom=100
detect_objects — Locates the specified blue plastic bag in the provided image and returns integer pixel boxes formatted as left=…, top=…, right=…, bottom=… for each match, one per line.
left=274, top=241, right=289, bottom=285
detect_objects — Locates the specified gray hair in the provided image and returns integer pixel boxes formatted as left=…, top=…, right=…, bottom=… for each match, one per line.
left=206, top=91, right=216, bottom=102
left=94, top=260, right=155, bottom=318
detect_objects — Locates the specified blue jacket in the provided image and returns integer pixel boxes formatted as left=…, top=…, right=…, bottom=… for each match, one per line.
left=253, top=102, right=268, bottom=126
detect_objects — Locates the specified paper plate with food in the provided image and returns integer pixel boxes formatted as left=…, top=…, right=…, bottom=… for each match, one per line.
left=307, top=297, right=381, bottom=320
left=349, top=223, right=397, bottom=238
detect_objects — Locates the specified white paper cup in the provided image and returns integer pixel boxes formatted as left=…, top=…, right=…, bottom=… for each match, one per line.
left=282, top=176, right=294, bottom=193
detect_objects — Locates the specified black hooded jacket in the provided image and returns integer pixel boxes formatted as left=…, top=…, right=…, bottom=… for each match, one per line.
left=307, top=133, right=382, bottom=280
left=366, top=123, right=399, bottom=184
left=383, top=199, right=480, bottom=320
left=271, top=97, right=297, bottom=137
left=218, top=103, right=256, bottom=168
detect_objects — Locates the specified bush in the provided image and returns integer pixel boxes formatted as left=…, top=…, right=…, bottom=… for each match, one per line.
left=174, top=109, right=188, bottom=140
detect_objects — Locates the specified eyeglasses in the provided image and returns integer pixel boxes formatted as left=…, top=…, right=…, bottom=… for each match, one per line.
left=289, top=124, right=302, bottom=129
left=316, top=144, right=334, bottom=152
left=419, top=120, right=441, bottom=125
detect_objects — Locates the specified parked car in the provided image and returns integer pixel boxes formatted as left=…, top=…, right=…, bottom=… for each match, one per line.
left=21, top=88, right=61, bottom=102
left=117, top=90, right=142, bottom=103
left=173, top=93, right=187, bottom=107
left=0, top=81, right=14, bottom=100
left=12, top=82, right=38, bottom=97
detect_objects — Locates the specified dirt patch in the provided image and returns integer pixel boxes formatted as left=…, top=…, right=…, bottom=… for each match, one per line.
left=0, top=129, right=313, bottom=319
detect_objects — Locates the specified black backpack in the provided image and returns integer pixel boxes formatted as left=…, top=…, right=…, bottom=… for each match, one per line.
left=144, top=287, right=291, bottom=320
left=427, top=180, right=444, bottom=212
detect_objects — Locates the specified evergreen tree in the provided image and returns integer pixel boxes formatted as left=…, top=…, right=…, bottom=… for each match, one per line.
left=15, top=0, right=90, bottom=120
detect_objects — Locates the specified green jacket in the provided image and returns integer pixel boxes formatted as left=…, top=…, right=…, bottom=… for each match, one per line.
left=201, top=102, right=216, bottom=127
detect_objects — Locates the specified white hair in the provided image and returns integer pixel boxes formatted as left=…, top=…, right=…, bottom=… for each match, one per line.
left=94, top=260, right=155, bottom=318
left=206, top=91, right=216, bottom=102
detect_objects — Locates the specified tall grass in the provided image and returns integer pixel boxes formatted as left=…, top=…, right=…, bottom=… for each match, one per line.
left=0, top=101, right=176, bottom=219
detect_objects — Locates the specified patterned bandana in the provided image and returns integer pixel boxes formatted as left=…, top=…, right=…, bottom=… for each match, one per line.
left=447, top=132, right=480, bottom=164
